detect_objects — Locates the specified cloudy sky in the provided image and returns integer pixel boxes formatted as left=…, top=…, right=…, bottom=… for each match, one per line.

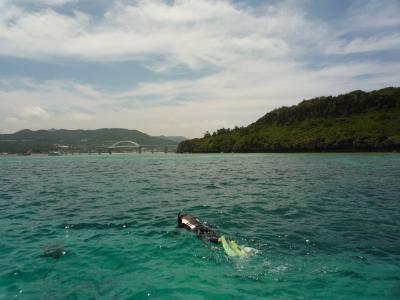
left=0, top=0, right=399, bottom=137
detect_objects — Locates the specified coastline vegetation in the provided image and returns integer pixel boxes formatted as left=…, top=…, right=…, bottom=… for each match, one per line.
left=177, top=87, right=400, bottom=153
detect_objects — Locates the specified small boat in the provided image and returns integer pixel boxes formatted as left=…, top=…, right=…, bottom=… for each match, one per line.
left=48, top=151, right=62, bottom=156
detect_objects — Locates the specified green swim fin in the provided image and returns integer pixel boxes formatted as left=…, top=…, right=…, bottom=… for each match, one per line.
left=219, top=236, right=237, bottom=257
left=229, top=240, right=247, bottom=257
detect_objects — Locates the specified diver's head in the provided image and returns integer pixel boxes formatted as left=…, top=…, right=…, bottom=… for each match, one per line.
left=177, top=213, right=199, bottom=230
left=178, top=210, right=184, bottom=225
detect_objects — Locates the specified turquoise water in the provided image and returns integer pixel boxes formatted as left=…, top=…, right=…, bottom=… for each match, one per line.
left=0, top=153, right=399, bottom=299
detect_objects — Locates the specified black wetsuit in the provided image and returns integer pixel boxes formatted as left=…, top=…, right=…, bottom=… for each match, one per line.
left=177, top=212, right=219, bottom=244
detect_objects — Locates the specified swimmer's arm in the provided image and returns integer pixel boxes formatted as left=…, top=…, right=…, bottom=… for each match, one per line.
left=173, top=225, right=181, bottom=238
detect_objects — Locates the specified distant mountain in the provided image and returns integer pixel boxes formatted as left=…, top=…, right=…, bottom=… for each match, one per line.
left=155, top=135, right=188, bottom=143
left=178, top=87, right=400, bottom=152
left=0, top=128, right=178, bottom=153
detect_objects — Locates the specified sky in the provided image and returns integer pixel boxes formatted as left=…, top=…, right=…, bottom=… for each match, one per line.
left=0, top=0, right=399, bottom=137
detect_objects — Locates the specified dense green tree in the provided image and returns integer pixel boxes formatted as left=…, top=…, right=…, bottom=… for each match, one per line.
left=177, top=87, right=400, bottom=153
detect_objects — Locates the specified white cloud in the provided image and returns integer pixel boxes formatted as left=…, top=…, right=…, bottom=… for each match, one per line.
left=0, top=0, right=397, bottom=63
left=343, top=33, right=400, bottom=53
left=1, top=55, right=399, bottom=137
left=12, top=0, right=77, bottom=6
left=18, top=106, right=49, bottom=119
left=0, top=0, right=399, bottom=136
left=346, top=0, right=400, bottom=30
left=0, top=0, right=313, bottom=67
left=0, top=0, right=396, bottom=64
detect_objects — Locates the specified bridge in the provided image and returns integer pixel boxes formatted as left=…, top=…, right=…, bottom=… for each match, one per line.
left=109, top=140, right=140, bottom=149
left=97, top=140, right=141, bottom=154
left=96, top=140, right=176, bottom=154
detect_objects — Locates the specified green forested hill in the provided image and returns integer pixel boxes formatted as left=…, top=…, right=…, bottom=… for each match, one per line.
left=178, top=87, right=400, bottom=153
left=0, top=128, right=178, bottom=153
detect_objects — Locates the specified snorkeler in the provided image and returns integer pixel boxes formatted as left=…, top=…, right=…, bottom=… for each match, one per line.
left=177, top=211, right=219, bottom=244
left=177, top=211, right=251, bottom=257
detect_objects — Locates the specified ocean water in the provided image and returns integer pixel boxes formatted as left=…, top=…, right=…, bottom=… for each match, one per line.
left=0, top=153, right=399, bottom=299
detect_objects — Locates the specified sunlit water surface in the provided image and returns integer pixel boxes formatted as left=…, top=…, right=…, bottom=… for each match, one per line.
left=0, top=153, right=399, bottom=299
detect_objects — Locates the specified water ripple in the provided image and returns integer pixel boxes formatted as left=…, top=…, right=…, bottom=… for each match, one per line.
left=0, top=153, right=399, bottom=299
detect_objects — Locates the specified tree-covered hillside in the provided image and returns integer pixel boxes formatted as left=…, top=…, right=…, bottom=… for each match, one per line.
left=178, top=87, right=400, bottom=153
left=0, top=128, right=178, bottom=153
